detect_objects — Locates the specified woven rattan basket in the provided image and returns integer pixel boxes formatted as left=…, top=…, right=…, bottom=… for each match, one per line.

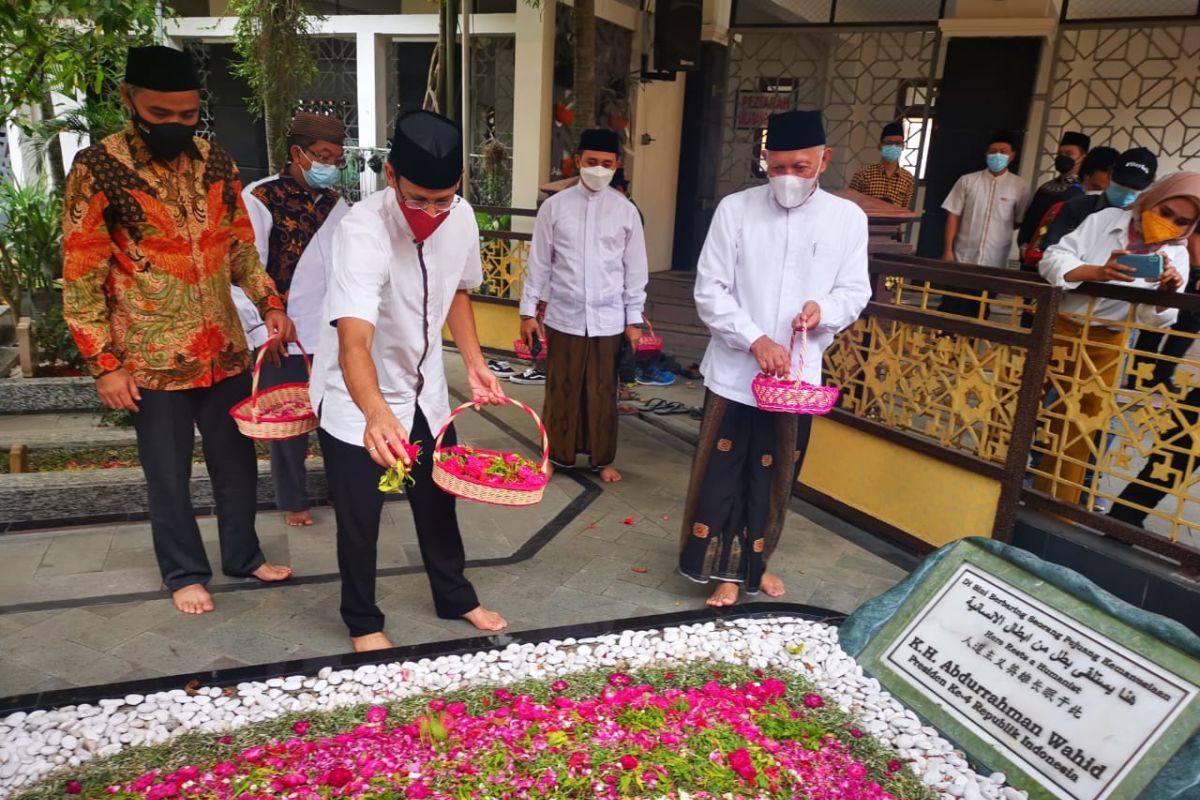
left=432, top=398, right=549, bottom=507
left=229, top=337, right=318, bottom=440
left=750, top=325, right=839, bottom=415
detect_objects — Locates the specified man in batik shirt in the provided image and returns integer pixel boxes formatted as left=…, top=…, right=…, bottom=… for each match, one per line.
left=234, top=111, right=350, bottom=529
left=62, top=45, right=296, bottom=615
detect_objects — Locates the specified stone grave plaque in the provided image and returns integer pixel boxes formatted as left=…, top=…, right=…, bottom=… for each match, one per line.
left=853, top=540, right=1200, bottom=800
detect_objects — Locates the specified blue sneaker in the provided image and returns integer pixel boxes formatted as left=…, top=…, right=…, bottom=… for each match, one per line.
left=636, top=366, right=676, bottom=386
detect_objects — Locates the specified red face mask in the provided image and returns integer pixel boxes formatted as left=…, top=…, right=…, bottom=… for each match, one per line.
left=400, top=201, right=451, bottom=243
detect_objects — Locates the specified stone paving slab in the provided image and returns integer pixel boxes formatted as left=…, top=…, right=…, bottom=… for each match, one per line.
left=0, top=354, right=915, bottom=697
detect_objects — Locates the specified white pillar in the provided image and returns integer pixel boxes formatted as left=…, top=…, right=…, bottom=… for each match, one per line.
left=354, top=32, right=389, bottom=200
left=355, top=32, right=388, bottom=150
left=702, top=0, right=731, bottom=45
left=511, top=0, right=555, bottom=219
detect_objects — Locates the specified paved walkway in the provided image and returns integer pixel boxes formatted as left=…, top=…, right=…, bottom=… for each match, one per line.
left=0, top=355, right=914, bottom=697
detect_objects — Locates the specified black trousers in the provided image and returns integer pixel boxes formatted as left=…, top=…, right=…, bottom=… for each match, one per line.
left=255, top=352, right=311, bottom=512
left=1130, top=312, right=1200, bottom=384
left=318, top=408, right=479, bottom=636
left=131, top=371, right=266, bottom=591
left=1110, top=386, right=1200, bottom=527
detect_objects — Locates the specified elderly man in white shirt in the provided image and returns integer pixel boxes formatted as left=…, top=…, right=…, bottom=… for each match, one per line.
left=233, top=111, right=350, bottom=528
left=309, top=111, right=508, bottom=652
left=1034, top=172, right=1194, bottom=507
left=519, top=128, right=649, bottom=483
left=940, top=131, right=1032, bottom=317
left=680, top=109, right=871, bottom=608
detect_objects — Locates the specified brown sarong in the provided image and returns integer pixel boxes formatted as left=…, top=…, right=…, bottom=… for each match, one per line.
left=678, top=392, right=812, bottom=593
left=543, top=325, right=622, bottom=468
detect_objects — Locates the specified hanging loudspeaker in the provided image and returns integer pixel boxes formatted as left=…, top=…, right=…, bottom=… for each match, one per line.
left=654, top=0, right=702, bottom=72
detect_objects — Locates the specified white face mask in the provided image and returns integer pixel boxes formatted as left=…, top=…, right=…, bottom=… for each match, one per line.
left=579, top=165, right=615, bottom=191
left=768, top=174, right=818, bottom=209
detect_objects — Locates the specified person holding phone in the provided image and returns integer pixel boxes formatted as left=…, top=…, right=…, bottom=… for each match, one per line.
left=1034, top=173, right=1198, bottom=505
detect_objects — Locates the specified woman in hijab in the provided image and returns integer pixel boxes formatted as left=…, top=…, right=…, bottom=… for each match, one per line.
left=1035, top=173, right=1195, bottom=505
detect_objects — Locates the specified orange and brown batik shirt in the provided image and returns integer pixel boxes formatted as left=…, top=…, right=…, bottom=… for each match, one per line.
left=62, top=123, right=284, bottom=391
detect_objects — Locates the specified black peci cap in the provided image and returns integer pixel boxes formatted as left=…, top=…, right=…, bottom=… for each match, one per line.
left=765, top=109, right=825, bottom=151
left=388, top=111, right=463, bottom=191
left=124, top=45, right=200, bottom=92
left=578, top=128, right=621, bottom=155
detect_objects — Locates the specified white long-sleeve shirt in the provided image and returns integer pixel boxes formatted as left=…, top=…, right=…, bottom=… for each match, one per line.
left=309, top=188, right=483, bottom=446
left=694, top=185, right=872, bottom=407
left=519, top=181, right=648, bottom=336
left=1040, top=207, right=1184, bottom=329
left=942, top=169, right=1031, bottom=267
left=232, top=175, right=349, bottom=353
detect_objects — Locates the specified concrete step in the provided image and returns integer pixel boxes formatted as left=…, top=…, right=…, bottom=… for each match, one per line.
left=646, top=296, right=704, bottom=330
left=647, top=272, right=696, bottom=303
left=0, top=422, right=205, bottom=452
left=0, top=457, right=333, bottom=531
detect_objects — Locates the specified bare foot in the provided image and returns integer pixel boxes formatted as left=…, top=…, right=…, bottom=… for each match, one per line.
left=173, top=584, right=214, bottom=615
left=285, top=510, right=314, bottom=527
left=706, top=582, right=739, bottom=608
left=251, top=562, right=293, bottom=582
left=598, top=466, right=622, bottom=483
left=761, top=571, right=786, bottom=597
left=463, top=605, right=508, bottom=631
left=351, top=632, right=393, bottom=652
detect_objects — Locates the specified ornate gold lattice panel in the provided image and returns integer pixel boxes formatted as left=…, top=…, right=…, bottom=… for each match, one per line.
left=477, top=237, right=529, bottom=300
left=1027, top=298, right=1200, bottom=548
left=824, top=315, right=1026, bottom=464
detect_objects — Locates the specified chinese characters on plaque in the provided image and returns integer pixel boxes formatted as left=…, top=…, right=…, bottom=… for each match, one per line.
left=881, top=564, right=1198, bottom=800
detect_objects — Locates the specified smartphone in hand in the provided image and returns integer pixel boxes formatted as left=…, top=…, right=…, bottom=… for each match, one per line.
left=1115, top=253, right=1164, bottom=279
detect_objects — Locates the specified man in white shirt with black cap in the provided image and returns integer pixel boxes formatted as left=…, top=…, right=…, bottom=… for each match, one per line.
left=310, top=110, right=508, bottom=652
left=518, top=128, right=649, bottom=483
left=679, top=109, right=871, bottom=608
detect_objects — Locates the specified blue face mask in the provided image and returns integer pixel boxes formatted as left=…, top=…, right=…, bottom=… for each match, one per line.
left=881, top=144, right=903, bottom=163
left=986, top=153, right=1010, bottom=173
left=299, top=151, right=341, bottom=189
left=1105, top=182, right=1140, bottom=209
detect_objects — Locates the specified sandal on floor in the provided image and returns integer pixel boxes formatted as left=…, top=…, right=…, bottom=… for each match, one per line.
left=688, top=407, right=703, bottom=420
left=636, top=398, right=668, bottom=413
left=654, top=401, right=691, bottom=415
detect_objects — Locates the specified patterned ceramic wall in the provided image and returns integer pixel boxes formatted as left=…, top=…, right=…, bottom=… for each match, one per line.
left=184, top=37, right=358, bottom=142
left=303, top=37, right=359, bottom=142
left=470, top=35, right=517, bottom=205
left=1039, top=22, right=1200, bottom=186
left=0, top=128, right=10, bottom=184
left=183, top=41, right=215, bottom=140
left=550, top=4, right=634, bottom=178
left=717, top=28, right=937, bottom=198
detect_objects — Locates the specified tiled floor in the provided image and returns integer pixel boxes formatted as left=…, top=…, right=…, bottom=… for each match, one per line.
left=0, top=356, right=913, bottom=697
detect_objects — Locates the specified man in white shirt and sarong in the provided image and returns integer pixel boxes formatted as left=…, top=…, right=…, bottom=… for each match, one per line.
left=234, top=111, right=350, bottom=528
left=310, top=111, right=508, bottom=652
left=940, top=130, right=1032, bottom=317
left=681, top=109, right=871, bottom=608
left=519, top=128, right=649, bottom=483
